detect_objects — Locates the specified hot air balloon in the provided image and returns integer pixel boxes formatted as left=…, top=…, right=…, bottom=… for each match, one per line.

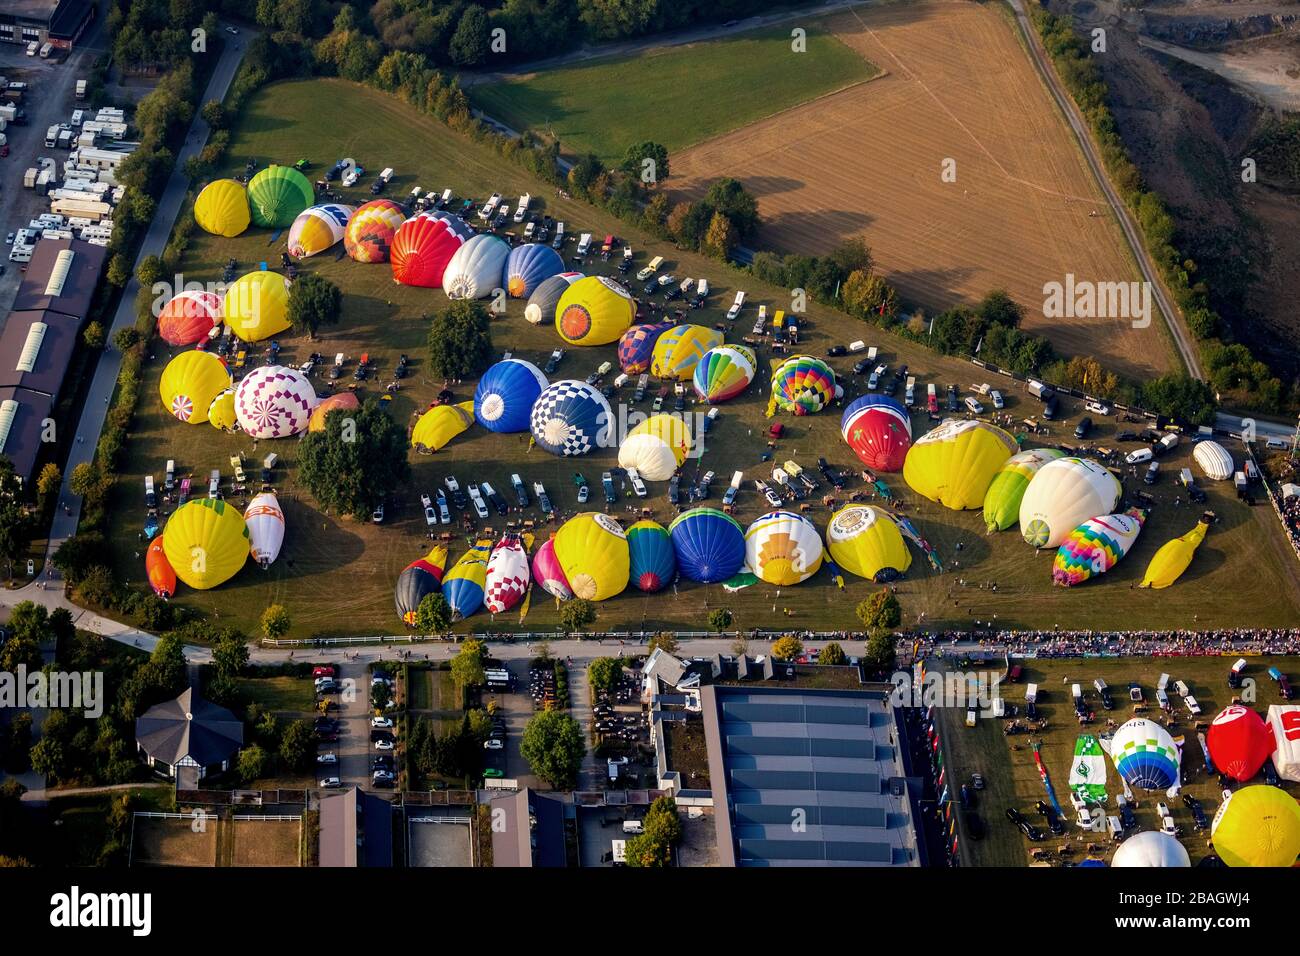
left=443, top=541, right=493, bottom=620
left=207, top=388, right=237, bottom=431
left=618, top=320, right=674, bottom=375
left=626, top=521, right=675, bottom=593
left=412, top=400, right=475, bottom=453
left=982, top=448, right=1066, bottom=532
left=556, top=276, right=637, bottom=346
left=145, top=536, right=176, bottom=599
left=1207, top=705, right=1275, bottom=782
left=246, top=164, right=314, bottom=229
left=1112, top=831, right=1190, bottom=868
left=1268, top=705, right=1300, bottom=783
left=474, top=359, right=547, bottom=433
left=1193, top=440, right=1234, bottom=481
left=1052, top=507, right=1147, bottom=587
left=693, top=345, right=756, bottom=403
left=344, top=199, right=406, bottom=262
left=287, top=203, right=354, bottom=258
left=1110, top=718, right=1181, bottom=791
left=525, top=272, right=582, bottom=325
left=553, top=513, right=629, bottom=601
left=485, top=535, right=531, bottom=613
left=617, top=414, right=691, bottom=481
left=308, top=391, right=361, bottom=433
left=745, top=511, right=824, bottom=586
left=903, top=419, right=1018, bottom=511
left=157, top=290, right=222, bottom=347
left=443, top=233, right=510, bottom=300
left=532, top=538, right=573, bottom=601
left=390, top=213, right=472, bottom=287
left=1139, top=516, right=1211, bottom=589
left=194, top=178, right=250, bottom=237
left=223, top=270, right=291, bottom=342
left=529, top=381, right=612, bottom=456
left=841, top=394, right=912, bottom=471
left=235, top=365, right=317, bottom=439
left=1211, top=786, right=1300, bottom=867
left=771, top=355, right=836, bottom=415
left=825, top=505, right=912, bottom=582
left=395, top=546, right=448, bottom=626
left=160, top=350, right=231, bottom=425
left=669, top=508, right=745, bottom=584
left=162, top=498, right=249, bottom=590
left=505, top=243, right=564, bottom=298
left=1018, top=457, right=1122, bottom=548
left=651, top=325, right=724, bottom=381
left=244, top=492, right=286, bottom=568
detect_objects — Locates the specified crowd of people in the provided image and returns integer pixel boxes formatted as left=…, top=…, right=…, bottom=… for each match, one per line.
left=910, top=627, right=1300, bottom=660
left=1277, top=489, right=1300, bottom=559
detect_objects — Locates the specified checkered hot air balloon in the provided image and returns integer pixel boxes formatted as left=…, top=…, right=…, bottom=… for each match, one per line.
left=529, top=380, right=612, bottom=456
left=485, top=535, right=530, bottom=613
left=234, top=365, right=317, bottom=439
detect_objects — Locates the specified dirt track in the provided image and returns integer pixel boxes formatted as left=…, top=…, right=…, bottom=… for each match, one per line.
left=671, top=0, right=1174, bottom=378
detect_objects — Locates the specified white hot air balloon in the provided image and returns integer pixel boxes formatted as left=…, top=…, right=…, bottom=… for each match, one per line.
left=617, top=414, right=691, bottom=481
left=1018, top=457, right=1122, bottom=549
left=745, top=511, right=824, bottom=586
left=442, top=233, right=510, bottom=300
left=1192, top=440, right=1234, bottom=481
left=244, top=492, right=285, bottom=568
left=1111, top=831, right=1191, bottom=868
left=234, top=365, right=318, bottom=439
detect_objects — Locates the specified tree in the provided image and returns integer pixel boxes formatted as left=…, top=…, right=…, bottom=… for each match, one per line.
left=106, top=254, right=131, bottom=287
left=427, top=299, right=493, bottom=381
left=238, top=744, right=268, bottom=783
left=260, top=604, right=291, bottom=641
left=53, top=532, right=106, bottom=585
left=863, top=631, right=897, bottom=674
left=647, top=632, right=679, bottom=656
left=1140, top=373, right=1217, bottom=425
left=856, top=590, right=901, bottom=634
left=625, top=796, right=682, bottom=867
left=36, top=463, right=61, bottom=500
left=520, top=710, right=586, bottom=788
left=69, top=462, right=100, bottom=499
left=200, top=98, right=227, bottom=130
left=707, top=608, right=733, bottom=632
left=621, top=140, right=669, bottom=183
left=588, top=657, right=624, bottom=695
left=0, top=499, right=33, bottom=577
left=279, top=720, right=316, bottom=774
left=771, top=635, right=803, bottom=661
left=82, top=321, right=106, bottom=350
left=448, top=4, right=490, bottom=66
left=450, top=638, right=487, bottom=690
left=702, top=210, right=738, bottom=260
left=212, top=631, right=250, bottom=679
left=414, top=593, right=451, bottom=635
left=704, top=177, right=760, bottom=238
left=298, top=398, right=411, bottom=520
left=559, top=598, right=597, bottom=633
left=287, top=273, right=341, bottom=340
left=113, top=327, right=141, bottom=353
left=819, top=642, right=847, bottom=666
left=135, top=255, right=165, bottom=289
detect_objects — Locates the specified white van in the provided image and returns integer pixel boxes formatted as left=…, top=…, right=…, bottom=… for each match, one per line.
left=1125, top=447, right=1153, bottom=465
left=26, top=41, right=39, bottom=56
left=39, top=43, right=54, bottom=59
left=848, top=340, right=866, bottom=353
left=621, top=819, right=644, bottom=835
left=1174, top=679, right=1190, bottom=698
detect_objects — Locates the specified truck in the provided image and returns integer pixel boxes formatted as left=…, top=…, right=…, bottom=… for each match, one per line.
left=726, top=290, right=746, bottom=321
left=513, top=193, right=529, bottom=222
left=23, top=168, right=36, bottom=189
left=1027, top=379, right=1054, bottom=400
left=75, top=79, right=87, bottom=100
left=576, top=233, right=593, bottom=257
left=46, top=125, right=59, bottom=148
left=905, top=376, right=916, bottom=407
left=39, top=44, right=53, bottom=59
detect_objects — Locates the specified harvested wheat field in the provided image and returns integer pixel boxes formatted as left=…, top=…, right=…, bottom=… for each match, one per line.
left=671, top=0, right=1171, bottom=378
left=131, top=817, right=218, bottom=867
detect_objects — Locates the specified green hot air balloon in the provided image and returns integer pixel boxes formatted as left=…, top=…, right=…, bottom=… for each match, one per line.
left=246, top=165, right=315, bottom=229
left=982, top=448, right=1065, bottom=532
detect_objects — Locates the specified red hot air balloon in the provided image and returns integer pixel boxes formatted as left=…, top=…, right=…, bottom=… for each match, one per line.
left=158, top=290, right=222, bottom=347
left=1208, top=704, right=1276, bottom=782
left=390, top=213, right=472, bottom=288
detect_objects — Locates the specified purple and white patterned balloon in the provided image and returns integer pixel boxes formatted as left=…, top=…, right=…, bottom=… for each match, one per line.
left=235, top=365, right=317, bottom=439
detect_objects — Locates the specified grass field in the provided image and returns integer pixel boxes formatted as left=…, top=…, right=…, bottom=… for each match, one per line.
left=131, top=816, right=218, bottom=867
left=234, top=675, right=314, bottom=714
left=229, top=818, right=302, bottom=866
left=469, top=21, right=878, bottom=164
left=103, top=77, right=1300, bottom=640
left=408, top=665, right=463, bottom=735
left=670, top=0, right=1170, bottom=379
left=933, top=656, right=1300, bottom=866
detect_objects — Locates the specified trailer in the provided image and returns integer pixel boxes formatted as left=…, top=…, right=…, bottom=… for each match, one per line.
left=75, top=79, right=87, bottom=100
left=50, top=198, right=113, bottom=222
left=726, top=290, right=746, bottom=321
left=576, top=233, right=593, bottom=257
left=513, top=193, right=529, bottom=222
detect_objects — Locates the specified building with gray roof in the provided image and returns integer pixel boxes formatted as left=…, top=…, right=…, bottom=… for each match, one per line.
left=134, top=688, right=244, bottom=781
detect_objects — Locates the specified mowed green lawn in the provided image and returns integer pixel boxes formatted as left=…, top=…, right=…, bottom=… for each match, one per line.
left=934, top=657, right=1300, bottom=866
left=469, top=22, right=878, bottom=162
left=104, top=78, right=1300, bottom=639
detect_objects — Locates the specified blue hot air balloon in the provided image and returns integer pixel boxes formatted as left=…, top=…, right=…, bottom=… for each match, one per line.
left=529, top=380, right=613, bottom=456
left=474, top=359, right=548, bottom=433
left=627, top=520, right=676, bottom=592
left=668, top=508, right=746, bottom=583
left=504, top=243, right=565, bottom=299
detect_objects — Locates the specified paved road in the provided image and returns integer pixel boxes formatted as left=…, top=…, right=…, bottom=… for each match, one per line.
left=1006, top=0, right=1203, bottom=380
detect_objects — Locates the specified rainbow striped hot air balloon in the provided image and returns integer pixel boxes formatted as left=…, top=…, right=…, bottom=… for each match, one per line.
left=1139, top=516, right=1210, bottom=589
left=841, top=394, right=912, bottom=471
left=693, top=345, right=756, bottom=403
left=1052, top=507, right=1147, bottom=587
left=627, top=521, right=675, bottom=592
left=531, top=538, right=572, bottom=600
left=344, top=199, right=406, bottom=262
left=771, top=355, right=836, bottom=415
left=395, top=546, right=448, bottom=626
left=485, top=535, right=531, bottom=614
left=443, top=541, right=493, bottom=620
left=618, top=321, right=675, bottom=375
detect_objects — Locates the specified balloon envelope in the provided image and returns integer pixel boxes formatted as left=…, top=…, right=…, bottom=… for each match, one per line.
left=207, top=388, right=237, bottom=431
left=1110, top=718, right=1181, bottom=791
left=162, top=498, right=249, bottom=590
left=412, top=400, right=475, bottom=453
left=344, top=199, right=405, bottom=262
left=1192, top=440, right=1234, bottom=481
left=669, top=508, right=745, bottom=583
left=287, top=203, right=353, bottom=258
left=619, top=321, right=675, bottom=375
left=771, top=355, right=836, bottom=415
left=693, top=345, right=756, bottom=403
left=626, top=521, right=675, bottom=592
left=474, top=359, right=548, bottom=433
left=556, top=276, right=637, bottom=346
left=160, top=350, right=231, bottom=425
left=825, top=505, right=912, bottom=582
left=158, top=290, right=222, bottom=347
left=443, top=233, right=510, bottom=300
left=1112, top=831, right=1190, bottom=868
left=529, top=380, right=612, bottom=456
left=982, top=448, right=1066, bottom=532
left=308, top=391, right=361, bottom=433
left=1211, top=786, right=1300, bottom=867
left=903, top=419, right=1018, bottom=510
left=553, top=513, right=629, bottom=601
left=1052, top=508, right=1147, bottom=587
left=244, top=492, right=286, bottom=568
left=651, top=325, right=723, bottom=380
left=532, top=538, right=573, bottom=600
left=1140, top=518, right=1210, bottom=589
left=1018, top=457, right=1122, bottom=547
left=525, top=273, right=582, bottom=325
left=246, top=165, right=314, bottom=228
left=485, top=536, right=531, bottom=613
left=223, top=270, right=291, bottom=342
left=194, top=178, right=250, bottom=237
left=391, top=213, right=472, bottom=288
left=505, top=243, right=564, bottom=298
left=395, top=546, right=448, bottom=626
left=443, top=541, right=492, bottom=620
left=1207, top=705, right=1275, bottom=782
left=618, top=414, right=691, bottom=481
left=235, top=365, right=317, bottom=439
left=145, top=536, right=176, bottom=598
left=841, top=394, right=912, bottom=471
left=745, top=511, right=824, bottom=586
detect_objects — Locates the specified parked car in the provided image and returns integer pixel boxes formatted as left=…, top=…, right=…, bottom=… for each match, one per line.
left=316, top=753, right=338, bottom=765
left=319, top=777, right=343, bottom=789
left=1074, top=416, right=1093, bottom=439
left=371, top=716, right=394, bottom=729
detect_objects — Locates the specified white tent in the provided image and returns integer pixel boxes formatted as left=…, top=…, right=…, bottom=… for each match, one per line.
left=1280, top=483, right=1300, bottom=500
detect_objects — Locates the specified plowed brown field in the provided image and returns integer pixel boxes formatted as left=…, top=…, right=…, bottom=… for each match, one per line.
left=671, top=0, right=1173, bottom=378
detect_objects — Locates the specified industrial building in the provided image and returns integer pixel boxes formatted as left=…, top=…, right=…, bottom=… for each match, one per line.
left=0, top=1, right=95, bottom=50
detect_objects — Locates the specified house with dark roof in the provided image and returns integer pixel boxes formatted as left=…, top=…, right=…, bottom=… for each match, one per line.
left=0, top=385, right=54, bottom=484
left=318, top=788, right=394, bottom=868
left=11, top=238, right=107, bottom=321
left=488, top=789, right=568, bottom=867
left=0, top=310, right=81, bottom=401
left=134, top=688, right=244, bottom=781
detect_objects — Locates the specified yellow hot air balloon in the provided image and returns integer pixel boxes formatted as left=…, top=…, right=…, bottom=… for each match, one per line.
left=411, top=401, right=475, bottom=453
left=162, top=498, right=250, bottom=590
left=159, top=350, right=231, bottom=425
left=825, top=505, right=912, bottom=582
left=1211, top=786, right=1300, bottom=868
left=651, top=325, right=723, bottom=380
left=1139, top=516, right=1211, bottom=589
left=617, top=414, right=690, bottom=481
left=207, top=388, right=237, bottom=430
left=552, top=513, right=629, bottom=601
left=194, top=178, right=250, bottom=237
left=555, top=276, right=636, bottom=346
left=223, top=271, right=291, bottom=342
left=903, top=419, right=1017, bottom=510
